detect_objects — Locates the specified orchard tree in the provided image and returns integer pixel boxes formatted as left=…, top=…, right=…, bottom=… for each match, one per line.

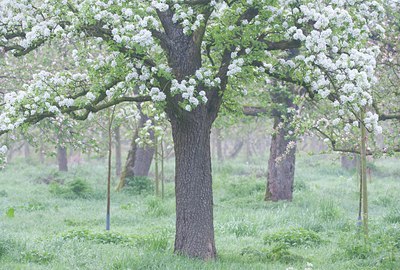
left=0, top=0, right=387, bottom=259
left=117, top=103, right=156, bottom=190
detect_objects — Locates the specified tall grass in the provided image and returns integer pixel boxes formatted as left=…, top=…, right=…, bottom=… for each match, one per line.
left=0, top=154, right=399, bottom=269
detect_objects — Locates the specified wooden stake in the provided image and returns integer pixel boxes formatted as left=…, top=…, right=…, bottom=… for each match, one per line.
left=360, top=109, right=368, bottom=238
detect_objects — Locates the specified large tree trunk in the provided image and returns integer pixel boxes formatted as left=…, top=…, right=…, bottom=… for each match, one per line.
left=114, top=126, right=122, bottom=176
left=265, top=116, right=296, bottom=201
left=117, top=113, right=154, bottom=190
left=57, top=145, right=68, bottom=172
left=265, top=86, right=297, bottom=202
left=170, top=110, right=216, bottom=260
left=155, top=11, right=218, bottom=259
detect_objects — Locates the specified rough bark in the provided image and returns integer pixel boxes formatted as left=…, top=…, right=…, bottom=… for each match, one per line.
left=265, top=117, right=296, bottom=201
left=114, top=126, right=122, bottom=176
left=117, top=113, right=154, bottom=190
left=156, top=8, right=219, bottom=259
left=265, top=87, right=297, bottom=202
left=57, top=145, right=68, bottom=172
left=170, top=110, right=216, bottom=260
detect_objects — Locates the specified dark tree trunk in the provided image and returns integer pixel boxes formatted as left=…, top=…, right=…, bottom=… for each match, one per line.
left=265, top=116, right=296, bottom=201
left=114, top=126, right=122, bottom=176
left=155, top=9, right=218, bottom=259
left=133, top=139, right=155, bottom=176
left=24, top=141, right=30, bottom=160
left=265, top=86, right=297, bottom=202
left=228, top=140, right=244, bottom=159
left=341, top=154, right=357, bottom=170
left=170, top=110, right=216, bottom=260
left=117, top=113, right=154, bottom=190
left=57, top=145, right=68, bottom=172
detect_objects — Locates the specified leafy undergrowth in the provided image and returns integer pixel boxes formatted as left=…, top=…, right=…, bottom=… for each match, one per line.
left=60, top=229, right=169, bottom=250
left=263, top=228, right=323, bottom=247
left=0, top=155, right=400, bottom=269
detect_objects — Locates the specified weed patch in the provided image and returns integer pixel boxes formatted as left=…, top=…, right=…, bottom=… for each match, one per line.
left=385, top=207, right=400, bottom=224
left=264, top=228, right=323, bottom=247
left=241, top=243, right=304, bottom=263
left=21, top=249, right=54, bottom=264
left=224, top=219, right=257, bottom=237
left=318, top=200, right=342, bottom=221
left=60, top=229, right=169, bottom=250
left=145, top=197, right=171, bottom=217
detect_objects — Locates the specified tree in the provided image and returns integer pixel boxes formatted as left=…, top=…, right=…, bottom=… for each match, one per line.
left=242, top=84, right=299, bottom=202
left=0, top=0, right=386, bottom=260
left=117, top=109, right=155, bottom=190
left=265, top=84, right=298, bottom=201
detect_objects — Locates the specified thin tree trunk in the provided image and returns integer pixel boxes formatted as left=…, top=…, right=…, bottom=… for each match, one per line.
left=39, top=144, right=45, bottom=164
left=360, top=109, right=368, bottom=237
left=24, top=141, right=30, bottom=160
left=246, top=134, right=252, bottom=160
left=171, top=112, right=216, bottom=260
left=57, top=145, right=68, bottom=172
left=114, top=126, right=122, bottom=177
left=228, top=140, right=244, bottom=159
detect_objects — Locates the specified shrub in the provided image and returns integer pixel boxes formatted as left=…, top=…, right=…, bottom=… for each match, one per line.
left=125, top=176, right=153, bottom=195
left=264, top=228, right=323, bottom=247
left=49, top=182, right=68, bottom=196
left=267, top=243, right=304, bottom=263
left=49, top=178, right=92, bottom=199
left=68, top=178, right=91, bottom=198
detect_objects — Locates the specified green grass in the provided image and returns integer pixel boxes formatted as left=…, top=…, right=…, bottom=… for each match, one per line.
left=0, top=154, right=400, bottom=269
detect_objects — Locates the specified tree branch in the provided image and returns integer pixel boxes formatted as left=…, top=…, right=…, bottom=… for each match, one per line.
left=242, top=106, right=267, bottom=116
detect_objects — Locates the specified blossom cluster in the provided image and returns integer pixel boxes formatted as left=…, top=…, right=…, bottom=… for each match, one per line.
left=0, top=0, right=396, bottom=161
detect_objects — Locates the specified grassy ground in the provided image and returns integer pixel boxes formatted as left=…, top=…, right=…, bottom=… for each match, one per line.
left=0, top=154, right=399, bottom=270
